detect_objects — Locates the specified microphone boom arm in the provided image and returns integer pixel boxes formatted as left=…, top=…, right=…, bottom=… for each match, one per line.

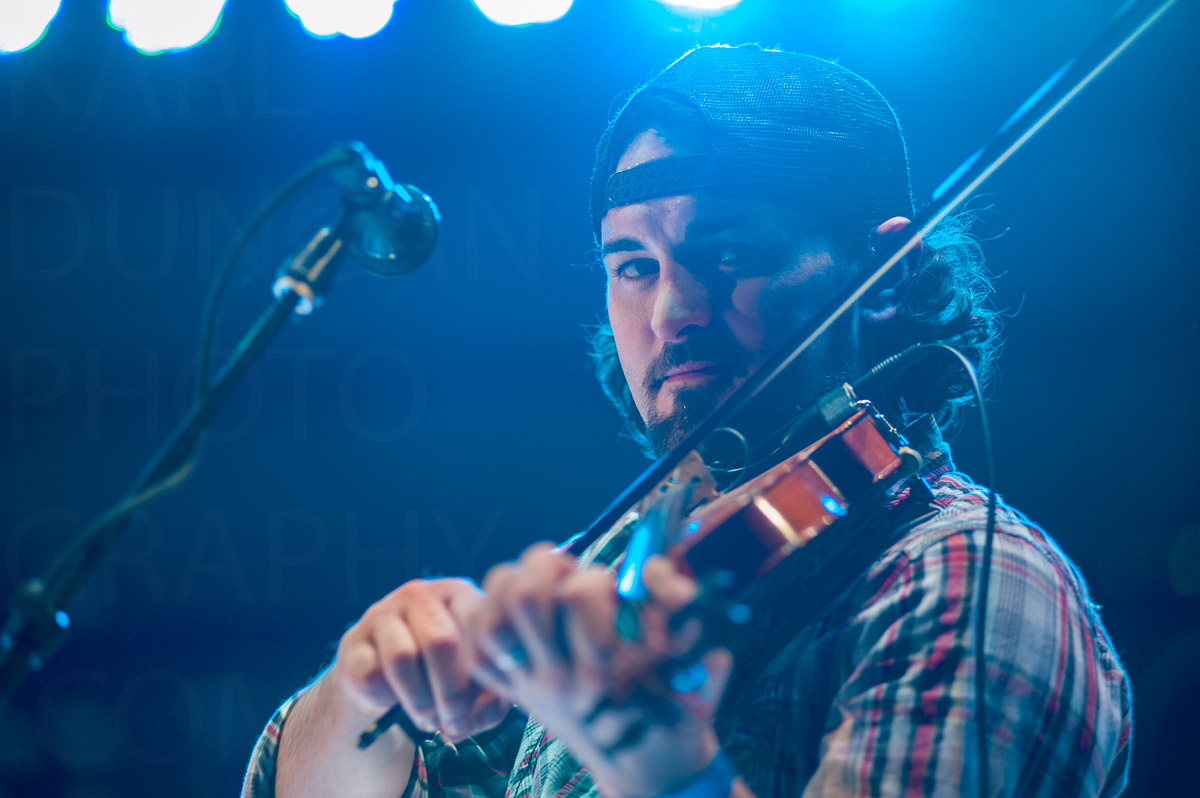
left=0, top=220, right=351, bottom=708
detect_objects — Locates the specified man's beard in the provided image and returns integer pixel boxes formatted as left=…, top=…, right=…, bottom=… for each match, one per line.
left=642, top=320, right=861, bottom=460
left=641, top=332, right=747, bottom=457
left=645, top=384, right=724, bottom=457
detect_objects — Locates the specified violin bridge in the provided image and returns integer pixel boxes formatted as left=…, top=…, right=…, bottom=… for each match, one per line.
left=629, top=450, right=720, bottom=529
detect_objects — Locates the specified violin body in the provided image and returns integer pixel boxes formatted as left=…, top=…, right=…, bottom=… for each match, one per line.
left=603, top=398, right=931, bottom=715
left=668, top=402, right=922, bottom=595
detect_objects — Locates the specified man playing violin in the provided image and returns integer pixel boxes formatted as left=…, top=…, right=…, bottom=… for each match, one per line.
left=245, top=45, right=1132, bottom=798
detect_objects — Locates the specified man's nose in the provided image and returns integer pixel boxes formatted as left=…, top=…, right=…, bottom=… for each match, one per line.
left=650, top=261, right=712, bottom=343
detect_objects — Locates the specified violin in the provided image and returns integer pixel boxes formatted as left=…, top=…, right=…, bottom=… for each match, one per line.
left=360, top=382, right=929, bottom=747
left=605, top=384, right=931, bottom=703
left=618, top=392, right=920, bottom=597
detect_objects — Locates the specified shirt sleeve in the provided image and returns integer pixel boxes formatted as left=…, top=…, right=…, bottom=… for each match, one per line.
left=801, top=514, right=1132, bottom=797
left=240, top=692, right=526, bottom=798
left=241, top=693, right=297, bottom=798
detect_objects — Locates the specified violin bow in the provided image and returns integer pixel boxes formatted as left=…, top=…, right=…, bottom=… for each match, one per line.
left=566, top=0, right=1181, bottom=557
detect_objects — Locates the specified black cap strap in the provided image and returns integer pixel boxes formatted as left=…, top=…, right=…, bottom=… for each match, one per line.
left=602, top=154, right=722, bottom=214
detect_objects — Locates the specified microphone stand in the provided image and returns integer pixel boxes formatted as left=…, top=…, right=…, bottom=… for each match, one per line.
left=0, top=220, right=350, bottom=708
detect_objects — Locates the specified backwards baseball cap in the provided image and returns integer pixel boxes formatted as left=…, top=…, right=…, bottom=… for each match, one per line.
left=590, top=44, right=915, bottom=243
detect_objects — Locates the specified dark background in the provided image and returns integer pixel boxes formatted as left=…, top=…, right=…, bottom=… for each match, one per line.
left=2, top=0, right=1197, bottom=795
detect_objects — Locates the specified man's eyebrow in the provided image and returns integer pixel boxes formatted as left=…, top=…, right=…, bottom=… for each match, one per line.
left=683, top=215, right=763, bottom=240
left=600, top=238, right=645, bottom=258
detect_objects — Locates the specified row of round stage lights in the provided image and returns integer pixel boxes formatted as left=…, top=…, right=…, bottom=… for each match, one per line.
left=0, top=0, right=745, bottom=55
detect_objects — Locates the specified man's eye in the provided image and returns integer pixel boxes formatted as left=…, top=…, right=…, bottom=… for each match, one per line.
left=613, top=259, right=658, bottom=280
left=715, top=245, right=766, bottom=273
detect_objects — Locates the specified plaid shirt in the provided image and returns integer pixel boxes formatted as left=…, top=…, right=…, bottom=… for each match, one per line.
left=244, top=418, right=1132, bottom=797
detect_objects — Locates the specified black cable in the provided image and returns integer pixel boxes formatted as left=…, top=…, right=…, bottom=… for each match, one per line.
left=2, top=145, right=380, bottom=711
left=46, top=149, right=356, bottom=640
left=852, top=342, right=927, bottom=390
left=853, top=343, right=996, bottom=798
left=45, top=456, right=197, bottom=598
left=698, top=426, right=751, bottom=490
left=196, top=149, right=352, bottom=400
left=932, top=347, right=995, bottom=798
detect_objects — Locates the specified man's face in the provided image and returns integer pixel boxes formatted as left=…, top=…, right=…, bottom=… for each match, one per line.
left=600, top=129, right=860, bottom=456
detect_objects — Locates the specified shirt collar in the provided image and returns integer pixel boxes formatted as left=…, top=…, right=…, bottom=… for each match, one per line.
left=899, top=414, right=956, bottom=483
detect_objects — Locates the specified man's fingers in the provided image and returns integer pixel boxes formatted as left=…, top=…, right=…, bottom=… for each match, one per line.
left=468, top=564, right=528, bottom=675
left=472, top=626, right=528, bottom=686
left=642, top=555, right=697, bottom=612
left=480, top=559, right=519, bottom=596
left=468, top=690, right=512, bottom=731
left=498, top=546, right=575, bottom=679
left=585, top=700, right=648, bottom=752
left=331, top=577, right=517, bottom=743
left=437, top=690, right=512, bottom=743
left=402, top=590, right=475, bottom=735
left=334, top=633, right=396, bottom=714
left=698, top=647, right=733, bottom=707
left=642, top=556, right=706, bottom=657
left=369, top=619, right=436, bottom=729
left=559, top=568, right=618, bottom=696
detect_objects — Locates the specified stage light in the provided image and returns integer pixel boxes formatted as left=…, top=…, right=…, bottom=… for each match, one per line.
left=284, top=0, right=397, bottom=39
left=653, top=0, right=744, bottom=15
left=472, top=0, right=573, bottom=27
left=840, top=0, right=915, bottom=9
left=0, top=0, right=61, bottom=55
left=108, top=0, right=227, bottom=55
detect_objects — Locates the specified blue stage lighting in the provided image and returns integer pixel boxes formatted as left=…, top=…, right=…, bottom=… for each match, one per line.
left=0, top=0, right=61, bottom=55
left=108, top=0, right=228, bottom=55
left=284, top=0, right=397, bottom=39
left=840, top=0, right=915, bottom=9
left=654, top=0, right=744, bottom=15
left=472, top=0, right=573, bottom=27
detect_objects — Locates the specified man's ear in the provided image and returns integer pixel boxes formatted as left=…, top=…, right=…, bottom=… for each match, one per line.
left=860, top=216, right=921, bottom=325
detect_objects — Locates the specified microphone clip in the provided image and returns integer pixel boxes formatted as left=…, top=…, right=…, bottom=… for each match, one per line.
left=272, top=224, right=347, bottom=316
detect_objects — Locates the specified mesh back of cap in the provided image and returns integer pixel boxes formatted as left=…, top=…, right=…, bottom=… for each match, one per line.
left=591, top=45, right=914, bottom=241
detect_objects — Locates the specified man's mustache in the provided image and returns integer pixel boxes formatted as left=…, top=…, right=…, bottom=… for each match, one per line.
left=642, top=333, right=751, bottom=394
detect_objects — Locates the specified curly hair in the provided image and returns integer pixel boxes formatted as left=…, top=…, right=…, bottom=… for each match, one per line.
left=872, top=212, right=1002, bottom=429
left=588, top=214, right=1001, bottom=453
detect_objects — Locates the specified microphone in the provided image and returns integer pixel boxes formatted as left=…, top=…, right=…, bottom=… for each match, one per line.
left=329, top=141, right=441, bottom=276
